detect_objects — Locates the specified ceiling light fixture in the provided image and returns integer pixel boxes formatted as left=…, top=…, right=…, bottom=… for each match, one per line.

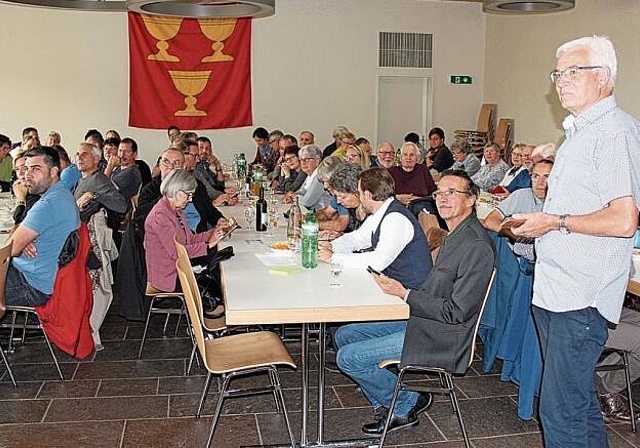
left=0, top=0, right=125, bottom=11
left=483, top=0, right=575, bottom=13
left=0, top=0, right=276, bottom=18
left=125, top=0, right=275, bottom=18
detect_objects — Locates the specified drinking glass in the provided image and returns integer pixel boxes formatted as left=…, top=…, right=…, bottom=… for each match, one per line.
left=267, top=200, right=279, bottom=235
left=329, top=259, right=344, bottom=288
left=244, top=205, right=255, bottom=228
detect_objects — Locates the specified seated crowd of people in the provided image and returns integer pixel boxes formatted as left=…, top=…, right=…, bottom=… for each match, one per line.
left=0, top=117, right=638, bottom=437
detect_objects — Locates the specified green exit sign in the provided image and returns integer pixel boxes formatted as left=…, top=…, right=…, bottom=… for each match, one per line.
left=450, top=75, right=473, bottom=85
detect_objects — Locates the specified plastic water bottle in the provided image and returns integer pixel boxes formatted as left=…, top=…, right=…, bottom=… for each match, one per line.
left=301, top=210, right=319, bottom=269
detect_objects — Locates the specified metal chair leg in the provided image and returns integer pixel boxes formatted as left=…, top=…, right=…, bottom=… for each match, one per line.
left=0, top=343, right=17, bottom=387
left=41, top=328, right=64, bottom=381
left=205, top=374, right=232, bottom=448
left=197, top=372, right=215, bottom=418
left=271, top=366, right=295, bottom=447
left=379, top=367, right=406, bottom=447
left=138, top=297, right=156, bottom=359
left=622, top=351, right=636, bottom=433
left=268, top=367, right=283, bottom=413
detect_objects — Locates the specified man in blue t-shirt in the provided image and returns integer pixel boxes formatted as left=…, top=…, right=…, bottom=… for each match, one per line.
left=5, top=146, right=80, bottom=306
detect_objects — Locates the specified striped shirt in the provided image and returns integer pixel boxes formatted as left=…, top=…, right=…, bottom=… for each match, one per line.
left=533, top=96, right=640, bottom=324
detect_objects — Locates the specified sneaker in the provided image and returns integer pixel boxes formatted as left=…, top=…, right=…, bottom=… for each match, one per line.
left=599, top=393, right=631, bottom=423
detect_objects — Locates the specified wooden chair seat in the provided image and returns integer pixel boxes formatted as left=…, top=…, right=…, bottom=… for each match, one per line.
left=203, top=331, right=296, bottom=374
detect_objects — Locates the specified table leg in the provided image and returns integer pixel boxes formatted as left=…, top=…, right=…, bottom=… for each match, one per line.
left=301, top=323, right=309, bottom=447
left=317, top=322, right=326, bottom=444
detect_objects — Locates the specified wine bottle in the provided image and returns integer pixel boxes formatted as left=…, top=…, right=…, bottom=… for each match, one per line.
left=255, top=187, right=268, bottom=232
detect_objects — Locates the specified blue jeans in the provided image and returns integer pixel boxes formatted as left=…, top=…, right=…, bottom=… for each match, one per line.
left=335, top=321, right=418, bottom=416
left=5, top=264, right=49, bottom=307
left=532, top=306, right=609, bottom=448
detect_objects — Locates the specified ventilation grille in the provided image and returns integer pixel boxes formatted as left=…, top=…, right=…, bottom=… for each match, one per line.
left=379, top=32, right=433, bottom=68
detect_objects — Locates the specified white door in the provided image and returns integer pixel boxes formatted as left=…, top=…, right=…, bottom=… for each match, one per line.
left=376, top=76, right=432, bottom=149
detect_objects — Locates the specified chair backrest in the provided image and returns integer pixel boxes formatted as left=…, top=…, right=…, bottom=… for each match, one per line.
left=467, top=268, right=497, bottom=368
left=495, top=118, right=514, bottom=158
left=174, top=238, right=208, bottom=364
left=0, top=240, right=13, bottom=319
left=477, top=103, right=497, bottom=137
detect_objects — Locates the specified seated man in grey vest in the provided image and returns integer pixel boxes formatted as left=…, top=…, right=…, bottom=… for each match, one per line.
left=340, top=169, right=495, bottom=435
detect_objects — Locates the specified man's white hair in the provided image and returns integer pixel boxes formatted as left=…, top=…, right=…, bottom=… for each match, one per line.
left=556, top=35, right=617, bottom=87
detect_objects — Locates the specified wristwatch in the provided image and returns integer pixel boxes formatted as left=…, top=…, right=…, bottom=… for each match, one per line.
left=558, top=214, right=570, bottom=235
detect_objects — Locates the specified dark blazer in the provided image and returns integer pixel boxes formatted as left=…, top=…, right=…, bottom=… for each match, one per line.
left=401, top=215, right=495, bottom=374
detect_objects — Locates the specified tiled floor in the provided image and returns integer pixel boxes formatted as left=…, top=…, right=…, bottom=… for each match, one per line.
left=1, top=311, right=640, bottom=448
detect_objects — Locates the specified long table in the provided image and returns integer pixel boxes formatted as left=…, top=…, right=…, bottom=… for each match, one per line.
left=220, top=206, right=409, bottom=447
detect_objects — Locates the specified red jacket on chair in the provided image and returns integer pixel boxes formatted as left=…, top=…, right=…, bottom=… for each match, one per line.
left=36, top=222, right=94, bottom=359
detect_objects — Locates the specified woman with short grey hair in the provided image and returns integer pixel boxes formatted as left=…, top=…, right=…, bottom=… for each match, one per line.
left=329, top=164, right=367, bottom=232
left=451, top=138, right=481, bottom=177
left=145, top=169, right=224, bottom=293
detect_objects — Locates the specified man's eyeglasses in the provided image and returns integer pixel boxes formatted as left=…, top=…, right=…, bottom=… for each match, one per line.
left=549, top=65, right=602, bottom=83
left=377, top=151, right=394, bottom=156
left=432, top=188, right=471, bottom=199
left=300, top=157, right=317, bottom=162
left=161, top=158, right=183, bottom=168
left=181, top=190, right=195, bottom=200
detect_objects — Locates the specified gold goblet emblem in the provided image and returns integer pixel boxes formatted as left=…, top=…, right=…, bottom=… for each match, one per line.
left=141, top=14, right=183, bottom=62
left=198, top=18, right=238, bottom=63
left=169, top=70, right=211, bottom=117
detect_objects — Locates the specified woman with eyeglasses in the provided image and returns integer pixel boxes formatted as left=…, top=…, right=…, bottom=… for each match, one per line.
left=144, top=169, right=224, bottom=294
left=345, top=145, right=371, bottom=170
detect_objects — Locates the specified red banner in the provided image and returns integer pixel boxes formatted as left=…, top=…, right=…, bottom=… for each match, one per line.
left=128, top=13, right=252, bottom=130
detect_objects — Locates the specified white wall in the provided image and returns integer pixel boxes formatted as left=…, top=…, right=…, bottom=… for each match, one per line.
left=484, top=0, right=640, bottom=146
left=0, top=0, right=485, bottom=164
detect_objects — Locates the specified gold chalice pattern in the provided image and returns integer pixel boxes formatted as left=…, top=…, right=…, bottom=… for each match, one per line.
left=169, top=70, right=211, bottom=116
left=198, top=18, right=238, bottom=62
left=141, top=14, right=183, bottom=62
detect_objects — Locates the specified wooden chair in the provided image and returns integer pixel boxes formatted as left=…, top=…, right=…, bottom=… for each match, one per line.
left=0, top=241, right=17, bottom=387
left=137, top=284, right=185, bottom=359
left=595, top=348, right=636, bottom=432
left=377, top=270, right=496, bottom=448
left=174, top=240, right=297, bottom=448
left=495, top=118, right=515, bottom=160
left=454, top=103, right=497, bottom=157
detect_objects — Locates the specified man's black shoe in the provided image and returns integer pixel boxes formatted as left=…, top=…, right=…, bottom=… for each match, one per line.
left=413, top=392, right=434, bottom=415
left=361, top=411, right=419, bottom=435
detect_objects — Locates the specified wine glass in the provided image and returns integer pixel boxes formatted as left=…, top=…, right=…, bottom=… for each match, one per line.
left=244, top=205, right=255, bottom=228
left=267, top=200, right=279, bottom=235
left=329, top=259, right=344, bottom=288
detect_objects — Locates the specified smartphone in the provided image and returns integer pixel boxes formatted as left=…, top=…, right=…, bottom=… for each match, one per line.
left=367, top=265, right=382, bottom=277
left=220, top=221, right=240, bottom=240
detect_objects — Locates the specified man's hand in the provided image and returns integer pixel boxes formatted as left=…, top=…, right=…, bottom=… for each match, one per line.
left=21, top=241, right=37, bottom=258
left=213, top=194, right=229, bottom=207
left=318, top=241, right=333, bottom=263
left=396, top=194, right=418, bottom=205
left=372, top=274, right=407, bottom=299
left=12, top=180, right=27, bottom=202
left=510, top=212, right=557, bottom=238
left=76, top=192, right=94, bottom=211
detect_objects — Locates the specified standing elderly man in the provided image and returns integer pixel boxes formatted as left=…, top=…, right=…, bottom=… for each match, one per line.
left=513, top=36, right=640, bottom=447
left=339, top=169, right=494, bottom=435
